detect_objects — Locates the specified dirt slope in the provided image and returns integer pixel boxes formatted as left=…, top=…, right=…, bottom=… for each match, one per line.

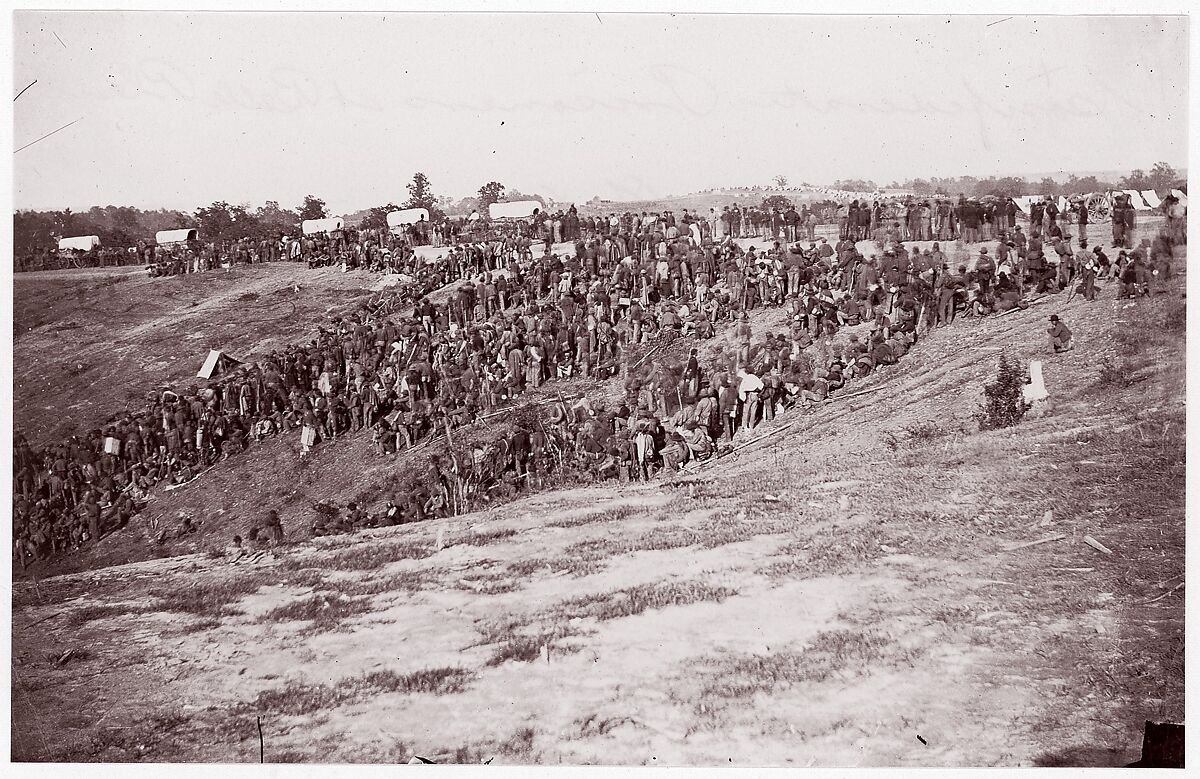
left=12, top=245, right=466, bottom=447
left=12, top=264, right=1184, bottom=765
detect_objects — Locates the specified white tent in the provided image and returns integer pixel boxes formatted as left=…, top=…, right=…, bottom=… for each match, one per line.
left=1139, top=190, right=1163, bottom=209
left=467, top=211, right=481, bottom=222
left=157, top=228, right=198, bottom=245
left=1012, top=196, right=1038, bottom=215
left=386, top=208, right=430, bottom=229
left=302, top=217, right=344, bottom=235
left=196, top=349, right=242, bottom=379
left=488, top=200, right=542, bottom=220
left=58, top=235, right=100, bottom=252
left=1170, top=189, right=1188, bottom=206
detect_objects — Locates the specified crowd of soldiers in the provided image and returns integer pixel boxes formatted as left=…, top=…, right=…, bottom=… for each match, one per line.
left=14, top=190, right=1186, bottom=565
left=836, top=197, right=1024, bottom=243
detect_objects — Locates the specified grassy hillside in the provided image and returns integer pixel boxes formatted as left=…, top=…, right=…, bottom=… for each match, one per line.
left=13, top=265, right=376, bottom=446
left=12, top=263, right=1184, bottom=765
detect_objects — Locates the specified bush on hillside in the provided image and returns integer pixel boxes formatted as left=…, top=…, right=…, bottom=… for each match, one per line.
left=976, top=352, right=1030, bottom=431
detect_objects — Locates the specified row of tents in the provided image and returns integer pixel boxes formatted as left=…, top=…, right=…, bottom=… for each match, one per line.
left=55, top=200, right=549, bottom=252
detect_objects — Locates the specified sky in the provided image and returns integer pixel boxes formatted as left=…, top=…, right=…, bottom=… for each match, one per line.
left=11, top=12, right=1190, bottom=214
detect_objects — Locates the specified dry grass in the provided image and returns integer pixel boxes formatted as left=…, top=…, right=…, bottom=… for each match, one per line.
left=432, top=726, right=539, bottom=764
left=882, top=421, right=955, bottom=451
left=544, top=504, right=648, bottom=528
left=64, top=602, right=154, bottom=628
left=554, top=580, right=737, bottom=622
left=699, top=630, right=895, bottom=701
left=505, top=558, right=552, bottom=576
left=51, top=708, right=189, bottom=762
left=240, top=667, right=475, bottom=716
left=455, top=528, right=519, bottom=546
left=559, top=510, right=790, bottom=577
left=758, top=523, right=886, bottom=580
left=282, top=540, right=436, bottom=573
left=1095, top=352, right=1154, bottom=389
left=456, top=573, right=521, bottom=595
left=320, top=569, right=443, bottom=597
left=483, top=623, right=583, bottom=667
left=258, top=593, right=373, bottom=631
left=151, top=575, right=271, bottom=617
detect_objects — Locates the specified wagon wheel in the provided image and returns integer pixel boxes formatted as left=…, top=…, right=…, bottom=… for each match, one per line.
left=1086, top=193, right=1112, bottom=224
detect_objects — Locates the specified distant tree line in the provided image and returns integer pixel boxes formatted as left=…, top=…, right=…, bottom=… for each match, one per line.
left=869, top=162, right=1183, bottom=200
left=13, top=168, right=558, bottom=255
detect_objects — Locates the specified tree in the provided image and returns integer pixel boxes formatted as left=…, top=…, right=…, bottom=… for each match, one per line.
left=194, top=201, right=257, bottom=242
left=1118, top=169, right=1149, bottom=191
left=1037, top=177, right=1060, bottom=196
left=297, top=195, right=328, bottom=221
left=976, top=176, right=1028, bottom=198
left=1062, top=174, right=1113, bottom=195
left=1148, top=162, right=1178, bottom=191
left=361, top=203, right=402, bottom=232
left=254, top=200, right=299, bottom=239
left=831, top=179, right=878, bottom=193
left=477, top=181, right=506, bottom=209
left=761, top=195, right=794, bottom=211
left=405, top=172, right=436, bottom=209
left=977, top=352, right=1031, bottom=430
left=772, top=174, right=789, bottom=188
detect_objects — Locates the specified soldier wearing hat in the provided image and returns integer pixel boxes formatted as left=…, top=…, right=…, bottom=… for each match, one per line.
left=974, top=246, right=995, bottom=296
left=1047, top=315, right=1073, bottom=353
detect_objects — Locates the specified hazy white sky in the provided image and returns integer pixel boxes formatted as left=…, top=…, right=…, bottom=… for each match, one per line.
left=12, top=12, right=1189, bottom=213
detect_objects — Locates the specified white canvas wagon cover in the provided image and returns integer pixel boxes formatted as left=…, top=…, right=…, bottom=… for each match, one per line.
left=302, top=217, right=344, bottom=235
left=387, top=208, right=430, bottom=229
left=157, top=228, right=199, bottom=245
left=58, top=235, right=100, bottom=251
left=488, top=200, right=542, bottom=220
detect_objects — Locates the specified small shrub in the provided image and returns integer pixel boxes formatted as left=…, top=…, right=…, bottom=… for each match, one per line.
left=977, top=352, right=1030, bottom=431
left=882, top=422, right=950, bottom=451
left=882, top=430, right=902, bottom=452
left=905, top=421, right=950, bottom=446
